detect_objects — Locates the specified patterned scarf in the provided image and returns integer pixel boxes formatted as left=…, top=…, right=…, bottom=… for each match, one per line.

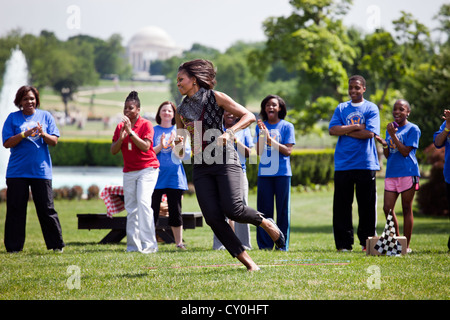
left=178, top=88, right=237, bottom=165
left=178, top=87, right=209, bottom=122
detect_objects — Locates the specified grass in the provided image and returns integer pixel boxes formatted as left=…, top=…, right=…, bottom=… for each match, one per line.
left=0, top=178, right=448, bottom=302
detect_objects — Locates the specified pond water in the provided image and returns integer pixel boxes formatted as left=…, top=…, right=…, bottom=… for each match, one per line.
left=52, top=166, right=123, bottom=194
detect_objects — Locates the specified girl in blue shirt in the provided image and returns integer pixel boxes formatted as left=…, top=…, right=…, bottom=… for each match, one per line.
left=376, top=99, right=421, bottom=253
left=255, top=95, right=295, bottom=250
left=151, top=101, right=190, bottom=249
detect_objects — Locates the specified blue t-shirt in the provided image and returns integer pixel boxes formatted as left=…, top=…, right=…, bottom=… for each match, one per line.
left=254, top=119, right=295, bottom=176
left=385, top=122, right=421, bottom=178
left=329, top=99, right=380, bottom=171
left=153, top=125, right=189, bottom=190
left=226, top=126, right=254, bottom=173
left=2, top=109, right=60, bottom=179
left=434, top=121, right=450, bottom=183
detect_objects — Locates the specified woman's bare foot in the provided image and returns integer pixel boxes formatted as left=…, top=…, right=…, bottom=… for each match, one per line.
left=237, top=251, right=261, bottom=271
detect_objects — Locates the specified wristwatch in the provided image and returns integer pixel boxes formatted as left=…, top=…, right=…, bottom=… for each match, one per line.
left=129, top=131, right=135, bottom=137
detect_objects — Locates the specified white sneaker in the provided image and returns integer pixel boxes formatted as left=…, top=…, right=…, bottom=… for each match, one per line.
left=140, top=247, right=158, bottom=254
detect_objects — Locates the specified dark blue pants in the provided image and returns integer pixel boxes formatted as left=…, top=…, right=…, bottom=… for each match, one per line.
left=256, top=176, right=291, bottom=250
left=4, top=178, right=65, bottom=252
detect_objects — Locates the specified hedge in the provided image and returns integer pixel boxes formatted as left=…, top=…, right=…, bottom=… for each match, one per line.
left=50, top=138, right=123, bottom=167
left=244, top=149, right=334, bottom=188
left=50, top=139, right=335, bottom=187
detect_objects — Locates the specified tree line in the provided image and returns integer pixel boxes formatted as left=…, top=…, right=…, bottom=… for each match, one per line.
left=0, top=0, right=448, bottom=151
left=158, top=0, right=450, bottom=151
left=0, top=30, right=131, bottom=116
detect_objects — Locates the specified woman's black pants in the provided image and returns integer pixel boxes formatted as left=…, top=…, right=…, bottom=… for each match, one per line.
left=4, top=178, right=65, bottom=252
left=193, top=162, right=263, bottom=257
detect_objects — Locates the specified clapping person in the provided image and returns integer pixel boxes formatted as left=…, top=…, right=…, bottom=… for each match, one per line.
left=152, top=101, right=190, bottom=249
left=255, top=95, right=295, bottom=251
left=375, top=99, right=421, bottom=253
left=433, top=108, right=450, bottom=251
left=111, top=91, right=160, bottom=253
left=2, top=86, right=64, bottom=253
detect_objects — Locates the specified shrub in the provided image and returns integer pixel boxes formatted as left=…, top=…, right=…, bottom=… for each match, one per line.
left=416, top=143, right=449, bottom=217
left=87, top=185, right=100, bottom=200
left=51, top=140, right=335, bottom=189
left=50, top=138, right=123, bottom=167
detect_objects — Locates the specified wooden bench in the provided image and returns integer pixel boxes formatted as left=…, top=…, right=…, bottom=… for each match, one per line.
left=77, top=212, right=203, bottom=244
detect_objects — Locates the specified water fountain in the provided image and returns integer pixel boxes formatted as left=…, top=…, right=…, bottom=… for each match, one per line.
left=0, top=48, right=29, bottom=189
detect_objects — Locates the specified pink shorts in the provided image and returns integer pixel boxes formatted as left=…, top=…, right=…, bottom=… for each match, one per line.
left=385, top=176, right=419, bottom=193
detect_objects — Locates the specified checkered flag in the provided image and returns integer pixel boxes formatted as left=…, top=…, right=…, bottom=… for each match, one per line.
left=374, top=211, right=402, bottom=256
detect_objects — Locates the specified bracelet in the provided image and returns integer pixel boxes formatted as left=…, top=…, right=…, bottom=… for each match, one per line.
left=21, top=131, right=26, bottom=138
left=383, top=145, right=388, bottom=149
left=445, top=127, right=450, bottom=132
left=129, top=131, right=135, bottom=137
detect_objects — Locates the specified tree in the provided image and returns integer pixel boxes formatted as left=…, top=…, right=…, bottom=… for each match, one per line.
left=46, top=36, right=98, bottom=117
left=401, top=5, right=449, bottom=147
left=247, top=0, right=356, bottom=133
left=68, top=34, right=131, bottom=79
left=214, top=41, right=262, bottom=105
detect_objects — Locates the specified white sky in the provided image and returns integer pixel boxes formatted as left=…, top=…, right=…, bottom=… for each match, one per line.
left=0, top=0, right=447, bottom=52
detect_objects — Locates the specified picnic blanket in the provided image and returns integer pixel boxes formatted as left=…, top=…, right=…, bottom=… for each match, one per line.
left=100, top=185, right=125, bottom=218
left=100, top=186, right=168, bottom=218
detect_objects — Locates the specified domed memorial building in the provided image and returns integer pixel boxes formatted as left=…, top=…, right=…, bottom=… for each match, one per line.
left=127, top=26, right=182, bottom=81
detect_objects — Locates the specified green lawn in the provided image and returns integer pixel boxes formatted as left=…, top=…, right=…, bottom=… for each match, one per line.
left=0, top=179, right=448, bottom=302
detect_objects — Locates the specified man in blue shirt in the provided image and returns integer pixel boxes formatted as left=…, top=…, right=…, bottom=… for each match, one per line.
left=433, top=108, right=450, bottom=250
left=329, top=75, right=380, bottom=252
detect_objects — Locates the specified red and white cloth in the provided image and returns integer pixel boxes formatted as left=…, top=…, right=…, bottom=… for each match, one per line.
left=100, top=185, right=125, bottom=217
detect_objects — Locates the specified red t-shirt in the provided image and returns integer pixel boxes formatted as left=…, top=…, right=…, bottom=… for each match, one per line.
left=113, top=116, right=159, bottom=172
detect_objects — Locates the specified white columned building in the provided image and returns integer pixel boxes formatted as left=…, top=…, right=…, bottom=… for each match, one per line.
left=127, top=26, right=182, bottom=81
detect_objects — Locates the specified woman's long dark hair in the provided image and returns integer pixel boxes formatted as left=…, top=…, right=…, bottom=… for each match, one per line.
left=178, top=59, right=217, bottom=90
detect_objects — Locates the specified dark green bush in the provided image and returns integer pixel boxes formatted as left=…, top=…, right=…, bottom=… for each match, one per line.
left=184, top=149, right=335, bottom=188
left=244, top=149, right=334, bottom=188
left=51, top=140, right=334, bottom=188
left=416, top=144, right=449, bottom=217
left=50, top=138, right=123, bottom=167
